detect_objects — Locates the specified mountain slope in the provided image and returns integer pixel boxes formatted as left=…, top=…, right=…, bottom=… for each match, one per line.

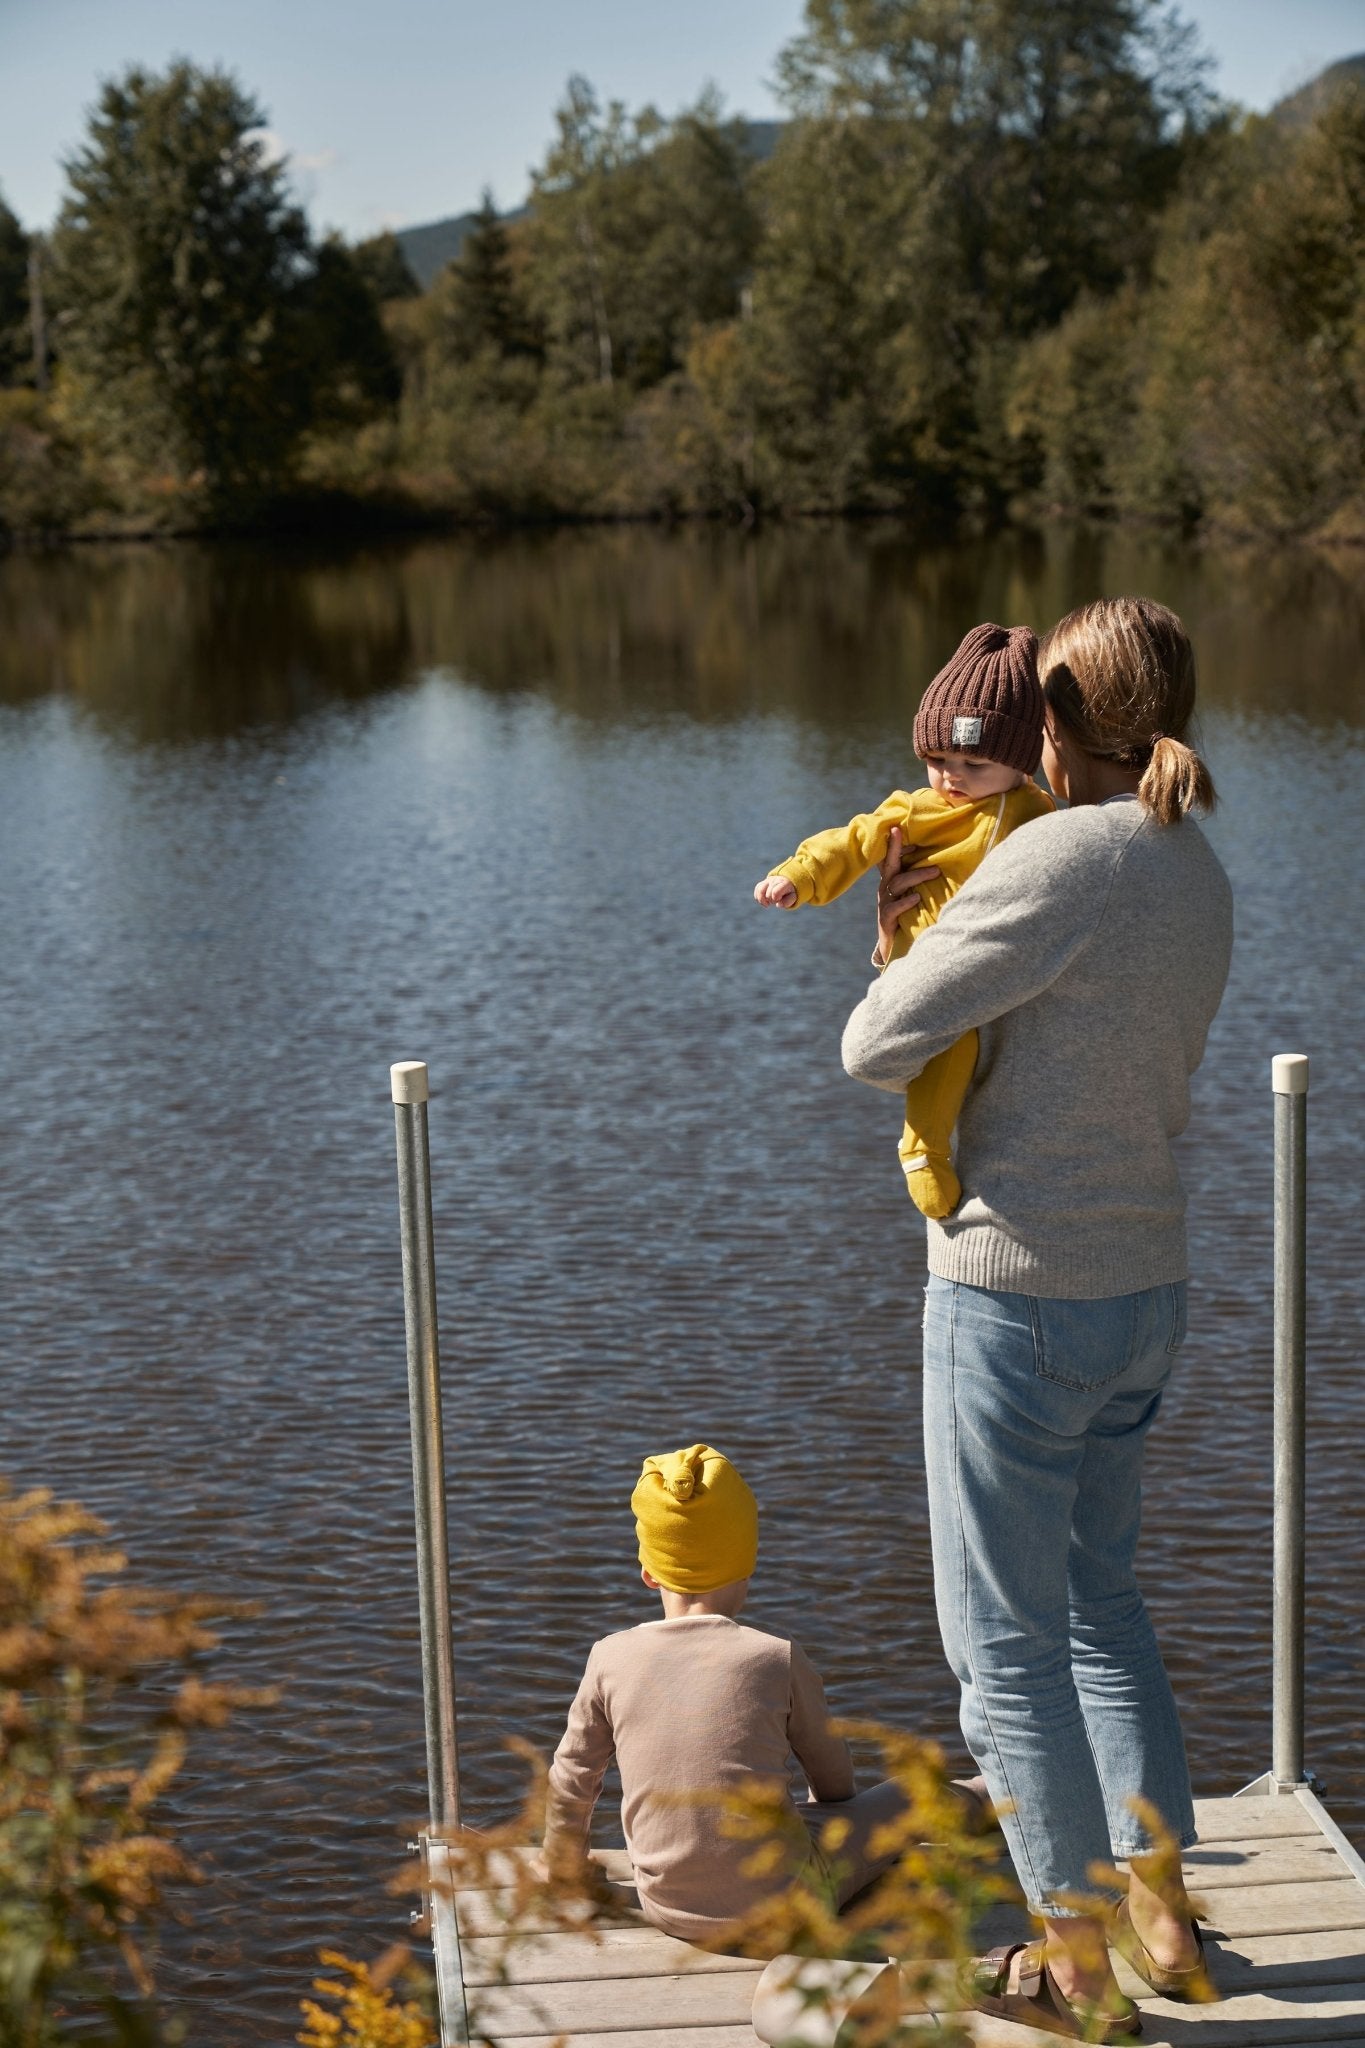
left=394, top=118, right=783, bottom=290
left=1270, top=53, right=1365, bottom=128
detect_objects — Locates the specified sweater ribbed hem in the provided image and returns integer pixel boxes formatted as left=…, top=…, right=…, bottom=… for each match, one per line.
left=926, top=1219, right=1188, bottom=1300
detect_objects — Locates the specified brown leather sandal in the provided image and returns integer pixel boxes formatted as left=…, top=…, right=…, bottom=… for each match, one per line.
left=968, top=1940, right=1142, bottom=2042
left=1110, top=1895, right=1219, bottom=2002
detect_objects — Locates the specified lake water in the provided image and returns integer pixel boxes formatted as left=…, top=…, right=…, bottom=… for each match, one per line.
left=1, top=525, right=1362, bottom=2042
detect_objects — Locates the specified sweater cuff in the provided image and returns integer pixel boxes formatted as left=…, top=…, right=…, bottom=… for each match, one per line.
left=772, top=860, right=817, bottom=907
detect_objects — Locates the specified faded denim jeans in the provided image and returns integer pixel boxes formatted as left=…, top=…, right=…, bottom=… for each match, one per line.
left=921, top=1275, right=1197, bottom=1916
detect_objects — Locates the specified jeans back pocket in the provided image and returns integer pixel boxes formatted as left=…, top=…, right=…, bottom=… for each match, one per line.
left=1028, top=1292, right=1142, bottom=1391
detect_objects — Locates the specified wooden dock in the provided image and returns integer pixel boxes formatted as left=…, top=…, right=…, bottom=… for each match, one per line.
left=449, top=1789, right=1365, bottom=2046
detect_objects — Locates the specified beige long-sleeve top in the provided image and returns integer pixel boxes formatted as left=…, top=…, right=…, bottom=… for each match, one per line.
left=544, top=1614, right=853, bottom=1942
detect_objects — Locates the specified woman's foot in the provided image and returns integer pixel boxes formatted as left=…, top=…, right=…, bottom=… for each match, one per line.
left=1110, top=1863, right=1218, bottom=2002
left=969, top=1938, right=1141, bottom=2042
left=1129, top=1867, right=1203, bottom=1974
left=1110, top=1896, right=1217, bottom=2001
left=1044, top=1914, right=1137, bottom=2025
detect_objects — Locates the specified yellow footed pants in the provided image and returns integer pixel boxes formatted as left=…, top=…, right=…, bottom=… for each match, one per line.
left=896, top=1029, right=979, bottom=1220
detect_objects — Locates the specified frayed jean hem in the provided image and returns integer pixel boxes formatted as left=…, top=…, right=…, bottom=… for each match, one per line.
left=1110, top=1824, right=1199, bottom=1859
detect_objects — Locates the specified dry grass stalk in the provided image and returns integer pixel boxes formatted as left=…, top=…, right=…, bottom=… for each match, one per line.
left=297, top=1947, right=436, bottom=2048
left=0, top=1477, right=274, bottom=2045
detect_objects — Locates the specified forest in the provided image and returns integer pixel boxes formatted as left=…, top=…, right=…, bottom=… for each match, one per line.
left=1, top=0, right=1362, bottom=543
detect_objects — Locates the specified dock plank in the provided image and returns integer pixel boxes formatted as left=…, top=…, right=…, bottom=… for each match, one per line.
left=455, top=1876, right=644, bottom=1939
left=1193, top=1797, right=1320, bottom=1841
left=968, top=1991, right=1365, bottom=2047
left=1105, top=1979, right=1365, bottom=2045
left=495, top=2030, right=762, bottom=2047
left=461, top=1926, right=762, bottom=1986
left=453, top=1845, right=633, bottom=1892
left=1182, top=1837, right=1347, bottom=1888
left=1197, top=1878, right=1365, bottom=1938
left=1206, top=1928, right=1365, bottom=1992
left=474, top=1971, right=762, bottom=2033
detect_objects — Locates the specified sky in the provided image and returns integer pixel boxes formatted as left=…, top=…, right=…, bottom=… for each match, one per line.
left=2, top=0, right=1363, bottom=239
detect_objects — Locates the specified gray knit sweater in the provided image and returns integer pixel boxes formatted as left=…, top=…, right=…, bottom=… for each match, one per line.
left=841, top=796, right=1233, bottom=1298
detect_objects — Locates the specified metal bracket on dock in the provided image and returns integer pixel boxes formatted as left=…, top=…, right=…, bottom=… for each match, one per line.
left=422, top=1834, right=470, bottom=2045
left=1235, top=1767, right=1326, bottom=1798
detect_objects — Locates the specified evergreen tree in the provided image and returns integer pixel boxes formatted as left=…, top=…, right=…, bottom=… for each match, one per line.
left=445, top=191, right=538, bottom=359
left=779, top=0, right=1215, bottom=332
left=351, top=229, right=420, bottom=303
left=1008, top=87, right=1365, bottom=535
left=51, top=62, right=396, bottom=496
left=0, top=190, right=30, bottom=387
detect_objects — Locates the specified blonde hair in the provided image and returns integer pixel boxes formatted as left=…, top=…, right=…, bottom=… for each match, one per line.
left=1038, top=597, right=1217, bottom=826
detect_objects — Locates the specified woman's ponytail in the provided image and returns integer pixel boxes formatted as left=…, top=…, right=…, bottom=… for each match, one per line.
left=1138, top=735, right=1217, bottom=826
left=1040, top=597, right=1217, bottom=826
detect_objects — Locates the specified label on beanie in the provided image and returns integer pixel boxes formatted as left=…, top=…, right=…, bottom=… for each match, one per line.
left=952, top=715, right=984, bottom=748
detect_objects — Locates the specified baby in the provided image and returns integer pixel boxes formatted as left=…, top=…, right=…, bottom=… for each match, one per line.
left=541, top=1444, right=913, bottom=1946
left=755, top=622, right=1053, bottom=1217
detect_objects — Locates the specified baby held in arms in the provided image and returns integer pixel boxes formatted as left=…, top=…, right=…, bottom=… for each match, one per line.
left=755, top=623, right=1052, bottom=1218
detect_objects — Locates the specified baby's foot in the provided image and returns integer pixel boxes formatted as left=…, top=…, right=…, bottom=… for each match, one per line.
left=903, top=1153, right=961, bottom=1219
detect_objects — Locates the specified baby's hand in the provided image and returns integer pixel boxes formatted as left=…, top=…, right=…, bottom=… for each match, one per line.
left=754, top=876, right=798, bottom=909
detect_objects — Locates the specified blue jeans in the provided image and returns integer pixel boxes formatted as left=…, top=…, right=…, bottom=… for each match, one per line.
left=921, top=1275, right=1196, bottom=1916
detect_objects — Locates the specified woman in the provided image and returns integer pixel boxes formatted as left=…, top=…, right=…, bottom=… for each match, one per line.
left=842, top=597, right=1232, bottom=2040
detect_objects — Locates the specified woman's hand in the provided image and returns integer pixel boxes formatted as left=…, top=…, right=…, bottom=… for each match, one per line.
left=874, top=826, right=940, bottom=967
left=754, top=875, right=798, bottom=908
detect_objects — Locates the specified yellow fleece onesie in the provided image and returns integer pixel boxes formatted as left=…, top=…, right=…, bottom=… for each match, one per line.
left=770, top=780, right=1055, bottom=1217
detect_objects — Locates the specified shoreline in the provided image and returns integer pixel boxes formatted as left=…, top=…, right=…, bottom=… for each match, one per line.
left=4, top=495, right=1365, bottom=557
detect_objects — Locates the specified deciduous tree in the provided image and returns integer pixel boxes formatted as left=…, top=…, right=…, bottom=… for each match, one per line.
left=528, top=79, right=758, bottom=391
left=751, top=0, right=1218, bottom=511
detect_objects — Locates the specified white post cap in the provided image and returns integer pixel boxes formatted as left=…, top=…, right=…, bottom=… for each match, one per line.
left=391, top=1060, right=430, bottom=1105
left=1271, top=1053, right=1309, bottom=1096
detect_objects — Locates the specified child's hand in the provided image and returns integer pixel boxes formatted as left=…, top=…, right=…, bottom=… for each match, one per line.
left=754, top=876, right=798, bottom=908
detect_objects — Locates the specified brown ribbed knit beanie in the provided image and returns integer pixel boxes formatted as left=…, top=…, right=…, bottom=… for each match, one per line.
left=913, top=623, right=1043, bottom=774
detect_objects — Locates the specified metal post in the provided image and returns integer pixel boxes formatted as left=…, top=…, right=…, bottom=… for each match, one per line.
left=1271, top=1052, right=1309, bottom=1790
left=391, top=1060, right=461, bottom=1829
left=392, top=1062, right=467, bottom=2045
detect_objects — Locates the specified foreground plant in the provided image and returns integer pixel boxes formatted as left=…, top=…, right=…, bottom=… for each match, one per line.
left=0, top=1479, right=272, bottom=2046
left=390, top=1739, right=638, bottom=2048
left=297, top=1948, right=436, bottom=2048
left=712, top=1722, right=1019, bottom=2045
left=397, top=1726, right=1022, bottom=2048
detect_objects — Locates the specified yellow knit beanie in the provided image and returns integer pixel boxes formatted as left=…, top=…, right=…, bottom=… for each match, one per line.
left=632, top=1444, right=758, bottom=1594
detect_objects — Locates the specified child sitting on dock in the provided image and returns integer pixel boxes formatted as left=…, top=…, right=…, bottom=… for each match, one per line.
left=540, top=1443, right=920, bottom=1947
left=754, top=623, right=1053, bottom=1218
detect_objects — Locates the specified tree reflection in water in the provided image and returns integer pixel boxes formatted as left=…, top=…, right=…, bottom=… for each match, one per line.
left=2, top=525, right=1362, bottom=743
